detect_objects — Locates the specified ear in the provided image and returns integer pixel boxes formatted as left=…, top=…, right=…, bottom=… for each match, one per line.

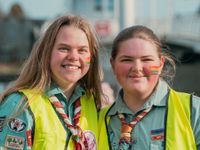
left=160, top=56, right=165, bottom=70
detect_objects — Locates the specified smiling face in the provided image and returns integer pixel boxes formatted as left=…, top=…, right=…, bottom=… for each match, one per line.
left=111, top=38, right=164, bottom=98
left=50, top=25, right=90, bottom=90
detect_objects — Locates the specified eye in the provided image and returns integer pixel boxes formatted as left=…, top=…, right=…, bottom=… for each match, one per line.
left=79, top=48, right=89, bottom=54
left=120, top=58, right=133, bottom=62
left=143, top=58, right=153, bottom=62
left=142, top=56, right=156, bottom=62
left=58, top=46, right=70, bottom=51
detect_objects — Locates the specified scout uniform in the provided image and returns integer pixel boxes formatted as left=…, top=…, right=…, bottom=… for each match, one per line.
left=0, top=84, right=98, bottom=150
left=98, top=80, right=200, bottom=150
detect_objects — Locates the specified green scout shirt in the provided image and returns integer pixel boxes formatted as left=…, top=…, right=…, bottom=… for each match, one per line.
left=0, top=84, right=85, bottom=150
left=107, top=79, right=200, bottom=150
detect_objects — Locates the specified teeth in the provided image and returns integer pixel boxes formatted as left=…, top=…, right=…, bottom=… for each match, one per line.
left=63, top=65, right=79, bottom=70
left=67, top=66, right=78, bottom=69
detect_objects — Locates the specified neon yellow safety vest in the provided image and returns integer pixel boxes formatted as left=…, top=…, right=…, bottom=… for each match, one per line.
left=21, top=89, right=98, bottom=150
left=98, top=89, right=196, bottom=150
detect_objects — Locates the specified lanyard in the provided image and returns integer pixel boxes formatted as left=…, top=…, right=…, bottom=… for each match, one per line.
left=118, top=107, right=152, bottom=149
left=49, top=95, right=87, bottom=150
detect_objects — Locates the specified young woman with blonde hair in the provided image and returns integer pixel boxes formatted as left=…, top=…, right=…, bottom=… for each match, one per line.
left=0, top=15, right=103, bottom=150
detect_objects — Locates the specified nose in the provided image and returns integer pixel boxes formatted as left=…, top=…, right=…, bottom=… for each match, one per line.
left=131, top=60, right=143, bottom=72
left=67, top=49, right=79, bottom=61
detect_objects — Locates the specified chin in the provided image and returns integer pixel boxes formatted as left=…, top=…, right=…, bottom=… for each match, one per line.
left=130, top=83, right=145, bottom=89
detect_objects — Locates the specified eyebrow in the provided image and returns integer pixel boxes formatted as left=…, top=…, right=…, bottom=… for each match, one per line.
left=118, top=55, right=134, bottom=59
left=57, top=43, right=89, bottom=49
left=118, top=55, right=155, bottom=59
left=141, top=55, right=156, bottom=59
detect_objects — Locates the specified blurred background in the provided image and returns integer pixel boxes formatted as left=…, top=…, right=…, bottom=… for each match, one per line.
left=0, top=0, right=200, bottom=97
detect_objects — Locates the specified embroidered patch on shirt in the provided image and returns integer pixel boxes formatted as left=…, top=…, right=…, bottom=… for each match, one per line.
left=5, top=135, right=25, bottom=150
left=151, top=134, right=164, bottom=141
left=7, top=118, right=26, bottom=133
left=0, top=116, right=6, bottom=132
left=151, top=128, right=165, bottom=141
left=151, top=128, right=164, bottom=135
left=83, top=130, right=97, bottom=150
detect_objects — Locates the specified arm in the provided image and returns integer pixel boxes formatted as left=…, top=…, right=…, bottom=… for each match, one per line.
left=0, top=92, right=34, bottom=150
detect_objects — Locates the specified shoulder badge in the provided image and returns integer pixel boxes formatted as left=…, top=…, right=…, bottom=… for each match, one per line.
left=8, top=118, right=26, bottom=133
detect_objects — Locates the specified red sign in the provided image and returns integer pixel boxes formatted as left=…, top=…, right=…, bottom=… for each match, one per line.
left=95, top=21, right=110, bottom=36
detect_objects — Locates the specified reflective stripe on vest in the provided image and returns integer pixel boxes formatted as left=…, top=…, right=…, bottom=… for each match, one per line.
left=98, top=89, right=196, bottom=150
left=21, top=89, right=98, bottom=150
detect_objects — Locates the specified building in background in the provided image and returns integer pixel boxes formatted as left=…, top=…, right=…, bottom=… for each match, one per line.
left=60, top=0, right=200, bottom=44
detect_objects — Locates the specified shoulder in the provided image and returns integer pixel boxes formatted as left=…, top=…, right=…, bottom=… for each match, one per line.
left=0, top=92, right=25, bottom=115
left=99, top=105, right=113, bottom=117
left=190, top=95, right=200, bottom=143
left=0, top=92, right=34, bottom=149
left=1, top=92, right=24, bottom=104
left=190, top=94, right=200, bottom=128
left=191, top=94, right=200, bottom=111
left=98, top=105, right=112, bottom=124
left=192, top=94, right=200, bottom=103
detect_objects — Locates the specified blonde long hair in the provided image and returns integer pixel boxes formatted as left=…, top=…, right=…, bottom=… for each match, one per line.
left=0, top=15, right=103, bottom=108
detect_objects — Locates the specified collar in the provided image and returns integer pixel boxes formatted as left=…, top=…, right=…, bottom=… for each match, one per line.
left=45, top=83, right=85, bottom=101
left=143, top=79, right=169, bottom=107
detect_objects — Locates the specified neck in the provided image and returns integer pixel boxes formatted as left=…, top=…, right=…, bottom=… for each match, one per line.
left=123, top=91, right=150, bottom=112
left=61, top=84, right=77, bottom=99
